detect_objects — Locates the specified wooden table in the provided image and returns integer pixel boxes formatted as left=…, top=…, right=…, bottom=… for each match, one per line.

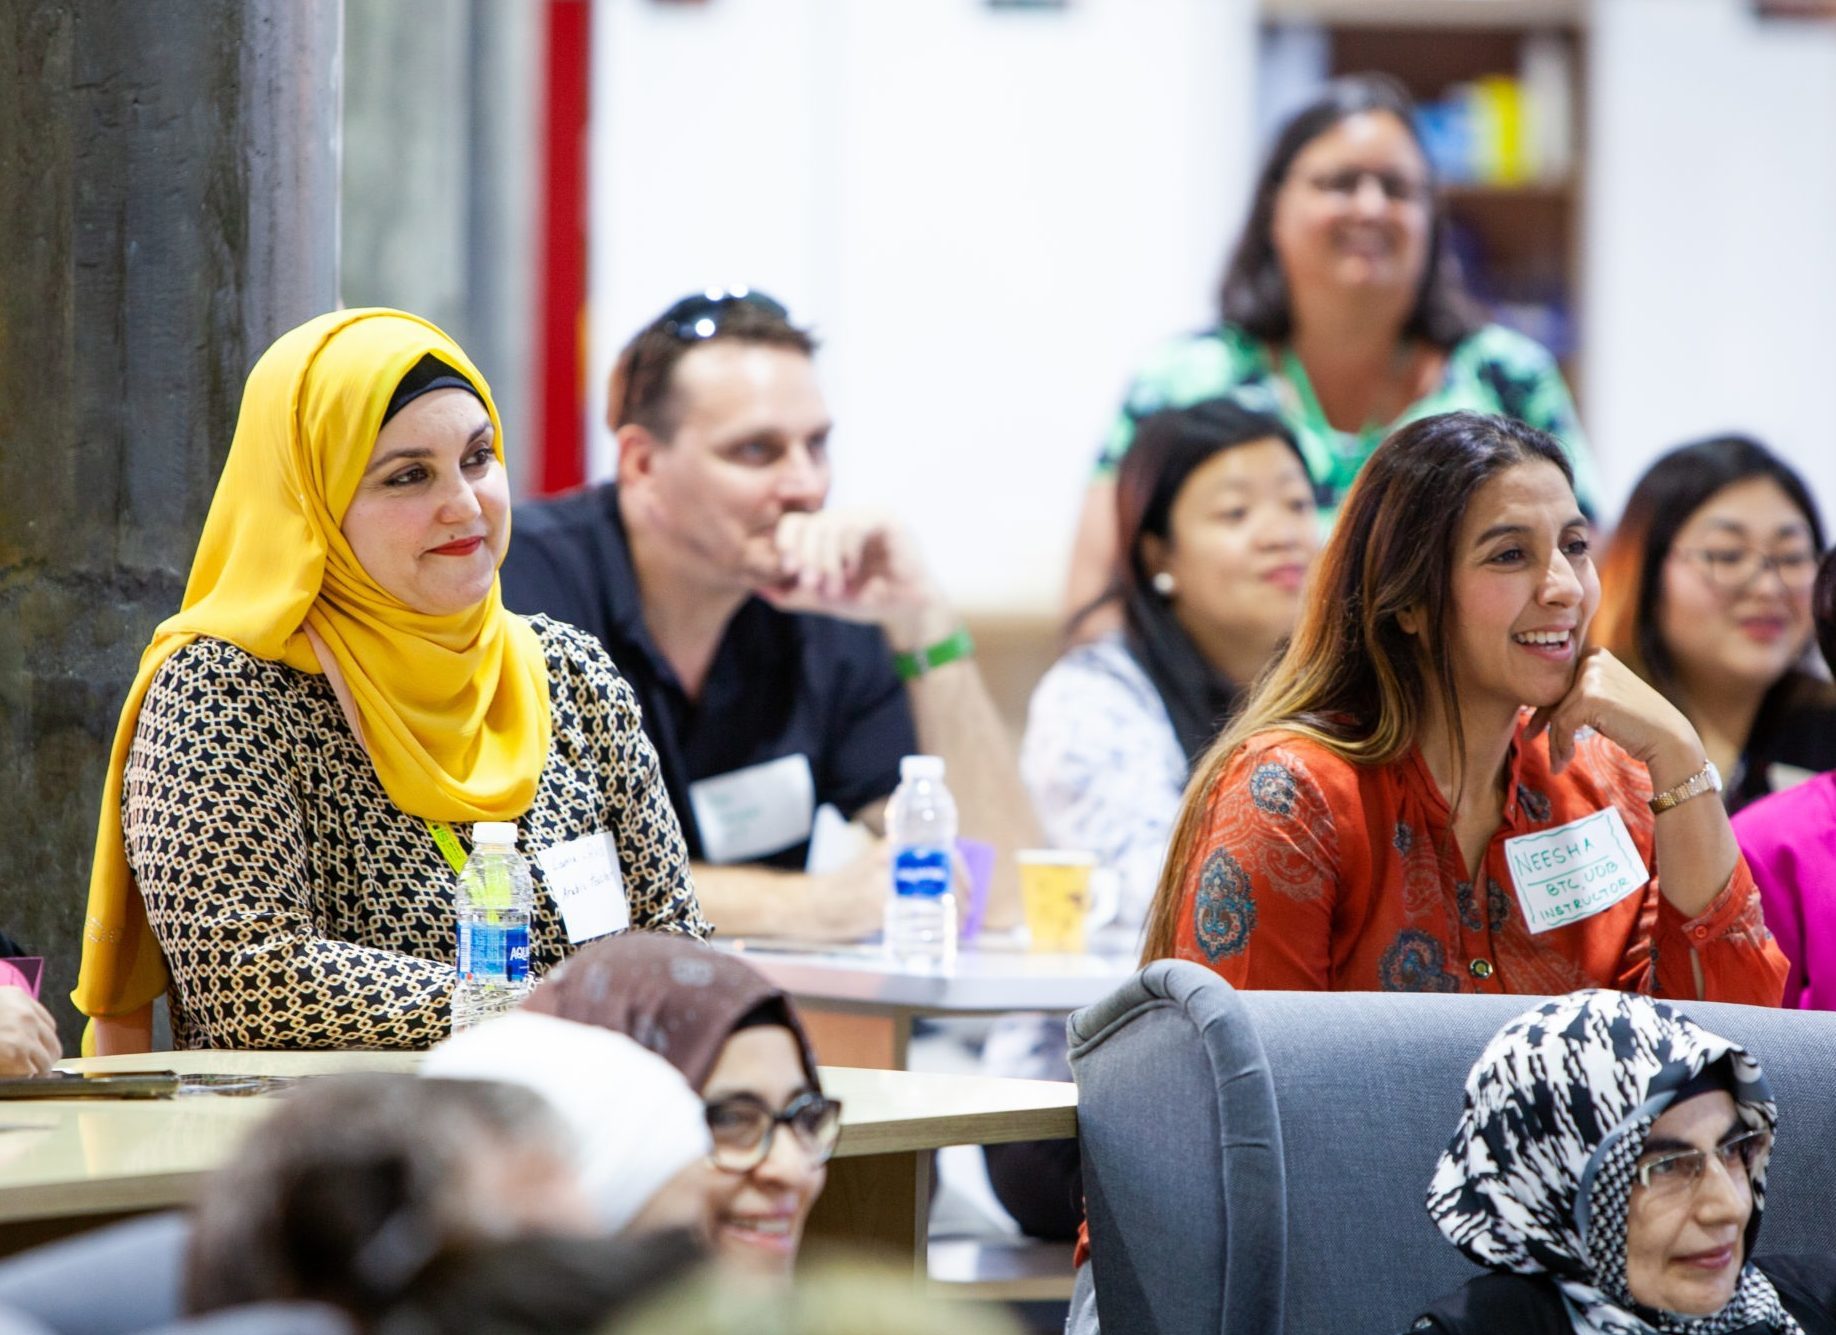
left=0, top=1050, right=1076, bottom=1272
left=723, top=932, right=1138, bottom=1068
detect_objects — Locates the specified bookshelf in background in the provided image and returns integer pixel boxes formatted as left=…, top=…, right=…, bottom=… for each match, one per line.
left=1259, top=2, right=1587, bottom=400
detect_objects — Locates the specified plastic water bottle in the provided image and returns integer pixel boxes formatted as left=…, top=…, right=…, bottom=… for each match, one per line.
left=885, top=755, right=958, bottom=966
left=451, top=821, right=534, bottom=1032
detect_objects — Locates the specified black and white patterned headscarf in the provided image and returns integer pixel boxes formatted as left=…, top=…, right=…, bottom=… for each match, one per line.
left=1426, top=990, right=1797, bottom=1335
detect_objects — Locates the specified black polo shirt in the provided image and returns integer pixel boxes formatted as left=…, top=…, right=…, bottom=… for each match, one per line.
left=499, top=482, right=916, bottom=869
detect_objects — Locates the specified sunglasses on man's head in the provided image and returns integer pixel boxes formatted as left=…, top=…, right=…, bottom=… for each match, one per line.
left=615, top=287, right=793, bottom=427
left=656, top=287, right=790, bottom=342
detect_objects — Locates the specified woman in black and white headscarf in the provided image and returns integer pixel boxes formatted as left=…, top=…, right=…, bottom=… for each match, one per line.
left=1408, top=989, right=1836, bottom=1334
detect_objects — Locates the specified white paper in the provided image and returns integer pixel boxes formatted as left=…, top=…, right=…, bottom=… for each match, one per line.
left=805, top=803, right=871, bottom=875
left=535, top=831, right=629, bottom=944
left=688, top=753, right=816, bottom=865
left=1503, top=806, right=1649, bottom=936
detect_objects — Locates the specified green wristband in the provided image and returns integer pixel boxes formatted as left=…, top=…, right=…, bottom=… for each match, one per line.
left=893, top=626, right=975, bottom=682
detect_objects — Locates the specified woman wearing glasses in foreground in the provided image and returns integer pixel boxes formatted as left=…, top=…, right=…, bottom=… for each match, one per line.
left=523, top=933, right=839, bottom=1277
left=1594, top=437, right=1834, bottom=814
left=1410, top=989, right=1836, bottom=1333
left=1139, top=411, right=1785, bottom=1003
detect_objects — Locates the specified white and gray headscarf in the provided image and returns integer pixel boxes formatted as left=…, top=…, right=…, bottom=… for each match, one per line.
left=421, top=1011, right=713, bottom=1236
left=1426, top=989, right=1797, bottom=1335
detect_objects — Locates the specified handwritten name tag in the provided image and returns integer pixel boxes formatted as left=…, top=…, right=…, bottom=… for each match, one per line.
left=1503, top=807, right=1650, bottom=935
left=688, top=754, right=816, bottom=865
left=535, top=831, right=629, bottom=944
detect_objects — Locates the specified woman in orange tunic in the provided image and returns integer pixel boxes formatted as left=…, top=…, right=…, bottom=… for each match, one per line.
left=1140, top=411, right=1785, bottom=1003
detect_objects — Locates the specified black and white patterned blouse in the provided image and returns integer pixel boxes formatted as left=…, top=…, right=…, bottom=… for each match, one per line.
left=122, top=615, right=706, bottom=1050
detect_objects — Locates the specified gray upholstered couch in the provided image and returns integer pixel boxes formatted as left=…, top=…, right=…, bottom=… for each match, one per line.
left=1069, top=963, right=1836, bottom=1335
left=0, top=1213, right=347, bottom=1335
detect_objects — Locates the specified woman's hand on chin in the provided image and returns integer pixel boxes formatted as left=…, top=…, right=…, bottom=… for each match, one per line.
left=1526, top=647, right=1703, bottom=782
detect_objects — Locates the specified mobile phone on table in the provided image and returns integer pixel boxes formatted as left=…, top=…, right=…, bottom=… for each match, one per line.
left=0, top=1070, right=180, bottom=1100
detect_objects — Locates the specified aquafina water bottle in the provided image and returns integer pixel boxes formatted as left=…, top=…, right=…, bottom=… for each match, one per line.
left=885, top=755, right=957, bottom=966
left=451, top=820, right=534, bottom=1032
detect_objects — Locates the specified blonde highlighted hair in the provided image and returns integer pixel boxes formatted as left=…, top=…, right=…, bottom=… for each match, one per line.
left=1139, top=411, right=1577, bottom=963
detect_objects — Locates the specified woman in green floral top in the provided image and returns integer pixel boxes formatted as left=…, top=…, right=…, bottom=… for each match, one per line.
left=1064, top=74, right=1597, bottom=619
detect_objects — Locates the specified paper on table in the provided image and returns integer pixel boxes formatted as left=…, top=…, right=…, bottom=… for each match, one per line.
left=805, top=803, right=872, bottom=875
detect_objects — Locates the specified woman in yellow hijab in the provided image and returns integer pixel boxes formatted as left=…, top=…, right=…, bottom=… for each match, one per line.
left=76, top=309, right=707, bottom=1053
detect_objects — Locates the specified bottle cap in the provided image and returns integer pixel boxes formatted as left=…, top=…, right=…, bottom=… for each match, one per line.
left=899, top=755, right=945, bottom=781
left=473, top=821, right=518, bottom=847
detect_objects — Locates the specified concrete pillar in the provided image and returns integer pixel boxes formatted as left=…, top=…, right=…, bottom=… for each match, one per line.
left=0, top=1, right=342, bottom=1042
left=342, top=0, right=540, bottom=493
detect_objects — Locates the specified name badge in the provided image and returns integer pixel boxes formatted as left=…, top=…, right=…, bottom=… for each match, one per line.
left=1503, top=807, right=1650, bottom=935
left=535, top=831, right=629, bottom=944
left=688, top=754, right=816, bottom=864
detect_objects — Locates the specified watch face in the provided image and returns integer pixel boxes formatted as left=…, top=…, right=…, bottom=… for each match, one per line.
left=1703, top=761, right=1723, bottom=792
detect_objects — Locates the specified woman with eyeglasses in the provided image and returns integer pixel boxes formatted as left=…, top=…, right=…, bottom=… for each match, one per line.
left=1408, top=989, right=1836, bottom=1333
left=1137, top=411, right=1785, bottom=1005
left=1062, top=73, right=1598, bottom=625
left=1594, top=437, right=1835, bottom=816
left=72, top=309, right=706, bottom=1054
left=522, top=932, right=839, bottom=1278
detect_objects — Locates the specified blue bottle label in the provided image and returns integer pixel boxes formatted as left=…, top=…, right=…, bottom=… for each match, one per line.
left=457, top=920, right=530, bottom=982
left=892, top=845, right=952, bottom=898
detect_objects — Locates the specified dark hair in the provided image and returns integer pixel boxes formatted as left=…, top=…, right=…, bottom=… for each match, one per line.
left=1817, top=549, right=1836, bottom=676
left=1218, top=74, right=1482, bottom=348
left=1143, top=411, right=1573, bottom=963
left=1116, top=397, right=1308, bottom=596
left=372, top=1229, right=704, bottom=1335
left=383, top=353, right=482, bottom=427
left=1103, top=398, right=1310, bottom=765
left=1594, top=434, right=1826, bottom=697
left=186, top=1075, right=565, bottom=1318
left=610, top=299, right=817, bottom=439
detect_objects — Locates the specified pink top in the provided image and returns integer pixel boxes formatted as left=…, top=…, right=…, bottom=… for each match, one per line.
left=1732, top=771, right=1836, bottom=1011
left=0, top=959, right=30, bottom=992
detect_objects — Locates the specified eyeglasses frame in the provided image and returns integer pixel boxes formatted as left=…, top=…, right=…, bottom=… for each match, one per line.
left=1633, top=1126, right=1773, bottom=1196
left=1671, top=544, right=1819, bottom=595
left=702, top=1089, right=843, bottom=1175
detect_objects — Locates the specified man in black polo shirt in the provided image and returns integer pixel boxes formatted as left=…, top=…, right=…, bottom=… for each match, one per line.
left=500, top=290, right=1034, bottom=940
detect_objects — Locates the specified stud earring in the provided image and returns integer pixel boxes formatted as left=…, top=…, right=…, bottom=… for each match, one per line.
left=1152, top=571, right=1176, bottom=598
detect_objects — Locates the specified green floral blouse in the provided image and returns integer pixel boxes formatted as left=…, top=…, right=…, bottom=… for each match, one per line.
left=1095, top=322, right=1598, bottom=518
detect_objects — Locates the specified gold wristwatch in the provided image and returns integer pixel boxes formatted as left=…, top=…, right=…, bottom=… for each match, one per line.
left=1648, top=759, right=1722, bottom=814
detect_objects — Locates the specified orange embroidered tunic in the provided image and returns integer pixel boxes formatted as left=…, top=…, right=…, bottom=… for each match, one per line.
left=1168, top=717, right=1787, bottom=1003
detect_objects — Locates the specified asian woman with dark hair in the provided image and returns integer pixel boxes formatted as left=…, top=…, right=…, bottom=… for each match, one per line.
left=1025, top=396, right=1319, bottom=932
left=990, top=397, right=1318, bottom=1240
left=1594, top=436, right=1835, bottom=814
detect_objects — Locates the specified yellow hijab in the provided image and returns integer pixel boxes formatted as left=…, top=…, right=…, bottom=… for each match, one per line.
left=74, top=308, right=552, bottom=1020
